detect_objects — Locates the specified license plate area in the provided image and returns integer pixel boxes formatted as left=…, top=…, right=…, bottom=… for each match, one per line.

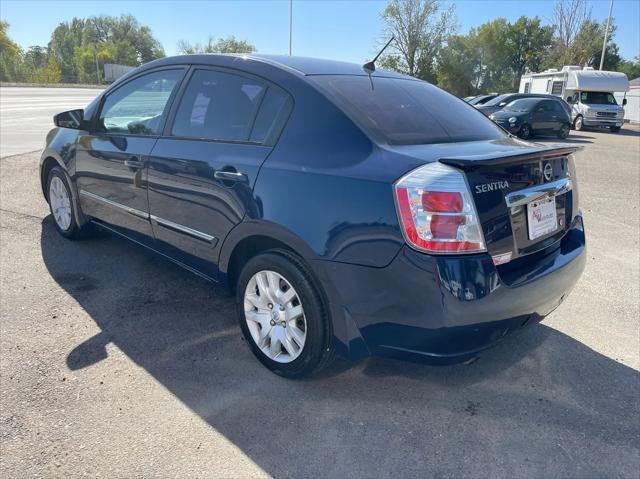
left=527, top=196, right=558, bottom=240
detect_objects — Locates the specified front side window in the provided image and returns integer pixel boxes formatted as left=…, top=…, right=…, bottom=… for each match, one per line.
left=171, top=69, right=266, bottom=142
left=98, top=69, right=183, bottom=135
left=310, top=75, right=504, bottom=145
left=580, top=91, right=617, bottom=105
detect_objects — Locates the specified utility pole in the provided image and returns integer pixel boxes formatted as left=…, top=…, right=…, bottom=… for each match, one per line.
left=289, top=0, right=293, bottom=56
left=600, top=0, right=614, bottom=70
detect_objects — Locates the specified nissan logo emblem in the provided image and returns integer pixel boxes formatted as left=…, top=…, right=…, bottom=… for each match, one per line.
left=543, top=163, right=553, bottom=181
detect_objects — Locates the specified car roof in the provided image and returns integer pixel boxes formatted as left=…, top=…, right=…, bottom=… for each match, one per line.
left=142, top=53, right=411, bottom=78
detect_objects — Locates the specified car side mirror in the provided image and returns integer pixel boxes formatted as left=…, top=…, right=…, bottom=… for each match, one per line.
left=499, top=102, right=507, bottom=107
left=53, top=109, right=85, bottom=129
left=622, top=98, right=627, bottom=106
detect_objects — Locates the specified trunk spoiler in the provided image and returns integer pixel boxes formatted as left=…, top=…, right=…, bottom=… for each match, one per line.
left=439, top=145, right=582, bottom=170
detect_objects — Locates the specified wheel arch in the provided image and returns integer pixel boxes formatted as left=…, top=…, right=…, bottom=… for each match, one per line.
left=219, top=221, right=319, bottom=293
left=40, top=150, right=89, bottom=227
left=40, top=152, right=65, bottom=200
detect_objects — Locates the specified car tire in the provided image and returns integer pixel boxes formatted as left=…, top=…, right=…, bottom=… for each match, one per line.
left=557, top=124, right=570, bottom=139
left=46, top=166, right=91, bottom=239
left=518, top=123, right=532, bottom=140
left=610, top=126, right=621, bottom=133
left=236, top=249, right=334, bottom=378
left=573, top=115, right=584, bottom=131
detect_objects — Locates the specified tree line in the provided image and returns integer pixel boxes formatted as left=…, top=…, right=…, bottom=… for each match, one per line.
left=379, top=0, right=640, bottom=97
left=0, top=15, right=254, bottom=84
left=1, top=1, right=638, bottom=94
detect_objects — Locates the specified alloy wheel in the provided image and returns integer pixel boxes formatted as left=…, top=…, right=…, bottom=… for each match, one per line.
left=243, top=270, right=307, bottom=363
left=49, top=176, right=72, bottom=231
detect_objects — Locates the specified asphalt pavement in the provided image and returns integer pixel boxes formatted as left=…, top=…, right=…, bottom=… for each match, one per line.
left=0, top=87, right=639, bottom=478
left=0, top=87, right=102, bottom=157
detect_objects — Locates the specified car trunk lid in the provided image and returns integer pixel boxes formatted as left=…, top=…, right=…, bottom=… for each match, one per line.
left=439, top=145, right=580, bottom=262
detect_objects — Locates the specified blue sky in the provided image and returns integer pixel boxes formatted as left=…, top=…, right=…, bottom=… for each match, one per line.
left=2, top=0, right=639, bottom=63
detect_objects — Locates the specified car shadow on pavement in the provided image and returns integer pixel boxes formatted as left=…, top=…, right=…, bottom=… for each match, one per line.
left=535, top=134, right=595, bottom=144
left=40, top=216, right=640, bottom=477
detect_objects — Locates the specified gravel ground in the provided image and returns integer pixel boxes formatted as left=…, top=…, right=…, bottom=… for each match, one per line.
left=0, top=127, right=639, bottom=478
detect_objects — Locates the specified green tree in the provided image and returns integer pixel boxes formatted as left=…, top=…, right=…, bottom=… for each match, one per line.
left=618, top=56, right=640, bottom=80
left=48, top=15, right=165, bottom=83
left=437, top=33, right=483, bottom=97
left=548, top=0, right=591, bottom=66
left=176, top=36, right=256, bottom=54
left=505, top=17, right=553, bottom=89
left=436, top=16, right=552, bottom=95
left=378, top=0, right=456, bottom=82
left=565, top=19, right=621, bottom=70
left=0, top=21, right=26, bottom=81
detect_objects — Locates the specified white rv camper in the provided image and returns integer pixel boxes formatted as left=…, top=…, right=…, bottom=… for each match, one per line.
left=519, top=66, right=629, bottom=132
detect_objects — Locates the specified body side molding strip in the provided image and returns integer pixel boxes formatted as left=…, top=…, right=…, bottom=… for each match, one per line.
left=150, top=214, right=216, bottom=243
left=79, top=189, right=149, bottom=220
left=79, top=189, right=216, bottom=244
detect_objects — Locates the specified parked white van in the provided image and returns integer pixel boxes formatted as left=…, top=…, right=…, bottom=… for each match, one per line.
left=519, top=66, right=629, bottom=132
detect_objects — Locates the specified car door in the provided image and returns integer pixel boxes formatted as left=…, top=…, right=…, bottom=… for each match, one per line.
left=75, top=67, right=186, bottom=241
left=146, top=67, right=293, bottom=278
left=548, top=100, right=566, bottom=132
left=531, top=100, right=553, bottom=132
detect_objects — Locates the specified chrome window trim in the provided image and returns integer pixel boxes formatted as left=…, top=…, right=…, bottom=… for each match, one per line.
left=505, top=178, right=572, bottom=209
left=149, top=215, right=216, bottom=243
left=79, top=189, right=149, bottom=219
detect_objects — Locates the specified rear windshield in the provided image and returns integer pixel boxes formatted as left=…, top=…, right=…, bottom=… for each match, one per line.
left=310, top=75, right=505, bottom=145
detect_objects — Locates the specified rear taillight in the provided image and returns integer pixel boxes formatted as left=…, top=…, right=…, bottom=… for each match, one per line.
left=394, top=162, right=486, bottom=254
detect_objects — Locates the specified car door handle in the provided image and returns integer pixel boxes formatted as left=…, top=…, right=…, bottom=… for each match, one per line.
left=124, top=157, right=145, bottom=169
left=214, top=170, right=246, bottom=182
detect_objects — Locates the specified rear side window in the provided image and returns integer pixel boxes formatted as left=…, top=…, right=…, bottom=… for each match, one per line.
left=552, top=81, right=564, bottom=95
left=310, top=75, right=504, bottom=145
left=249, top=87, right=293, bottom=144
left=171, top=69, right=266, bottom=142
left=549, top=100, right=565, bottom=113
left=99, top=69, right=183, bottom=135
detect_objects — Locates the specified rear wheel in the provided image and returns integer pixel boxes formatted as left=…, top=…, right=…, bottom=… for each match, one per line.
left=47, top=167, right=90, bottom=239
left=573, top=115, right=584, bottom=131
left=557, top=123, right=570, bottom=139
left=518, top=123, right=532, bottom=140
left=236, top=249, right=334, bottom=378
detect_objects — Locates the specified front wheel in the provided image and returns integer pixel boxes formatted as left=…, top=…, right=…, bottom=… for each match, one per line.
left=557, top=123, right=570, bottom=139
left=518, top=123, right=532, bottom=140
left=573, top=115, right=584, bottom=131
left=610, top=126, right=621, bottom=133
left=236, top=249, right=334, bottom=378
left=47, top=166, right=90, bottom=239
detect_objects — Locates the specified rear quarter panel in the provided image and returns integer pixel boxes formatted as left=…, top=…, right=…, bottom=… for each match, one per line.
left=248, top=79, right=406, bottom=268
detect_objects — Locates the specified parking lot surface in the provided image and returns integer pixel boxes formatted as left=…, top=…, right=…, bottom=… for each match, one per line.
left=0, top=86, right=639, bottom=478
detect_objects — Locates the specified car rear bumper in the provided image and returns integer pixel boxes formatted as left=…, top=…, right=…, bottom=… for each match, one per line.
left=315, top=213, right=586, bottom=364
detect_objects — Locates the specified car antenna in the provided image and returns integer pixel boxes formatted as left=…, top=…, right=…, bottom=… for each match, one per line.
left=363, top=35, right=394, bottom=90
left=363, top=35, right=395, bottom=74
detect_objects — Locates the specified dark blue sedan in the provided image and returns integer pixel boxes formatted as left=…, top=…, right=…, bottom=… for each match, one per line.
left=40, top=55, right=586, bottom=377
